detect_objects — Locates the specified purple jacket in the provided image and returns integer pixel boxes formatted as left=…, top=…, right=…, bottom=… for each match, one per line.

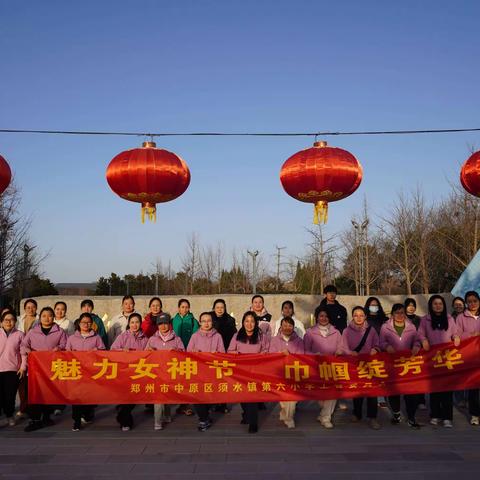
left=269, top=332, right=305, bottom=354
left=110, top=330, right=149, bottom=351
left=342, top=321, right=380, bottom=354
left=66, top=331, right=105, bottom=351
left=20, top=323, right=67, bottom=356
left=187, top=329, right=225, bottom=353
left=228, top=332, right=269, bottom=354
left=418, top=314, right=458, bottom=346
left=0, top=328, right=26, bottom=372
left=379, top=319, right=419, bottom=352
left=304, top=325, right=344, bottom=355
left=456, top=311, right=480, bottom=340
left=146, top=330, right=185, bottom=351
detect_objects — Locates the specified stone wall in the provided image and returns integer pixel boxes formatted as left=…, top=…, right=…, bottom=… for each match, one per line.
left=22, top=293, right=453, bottom=330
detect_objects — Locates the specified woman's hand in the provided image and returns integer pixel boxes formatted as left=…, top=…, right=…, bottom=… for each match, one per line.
left=422, top=339, right=430, bottom=351
left=17, top=368, right=26, bottom=379
left=386, top=346, right=395, bottom=354
left=369, top=348, right=378, bottom=356
left=334, top=350, right=342, bottom=356
left=411, top=346, right=420, bottom=356
left=350, top=351, right=358, bottom=356
left=453, top=335, right=460, bottom=347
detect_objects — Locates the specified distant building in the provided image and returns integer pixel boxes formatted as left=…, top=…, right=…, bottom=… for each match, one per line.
left=55, top=283, right=97, bottom=296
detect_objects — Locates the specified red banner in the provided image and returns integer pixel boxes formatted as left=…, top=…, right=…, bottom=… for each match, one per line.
left=28, top=337, right=480, bottom=404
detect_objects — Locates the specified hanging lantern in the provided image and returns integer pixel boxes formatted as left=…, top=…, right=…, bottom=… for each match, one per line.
left=106, top=141, right=191, bottom=222
left=460, top=151, right=480, bottom=197
left=280, top=140, right=362, bottom=224
left=0, top=154, right=12, bottom=196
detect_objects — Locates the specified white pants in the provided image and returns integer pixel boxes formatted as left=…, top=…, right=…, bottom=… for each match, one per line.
left=154, top=404, right=171, bottom=425
left=279, top=401, right=297, bottom=423
left=318, top=399, right=336, bottom=422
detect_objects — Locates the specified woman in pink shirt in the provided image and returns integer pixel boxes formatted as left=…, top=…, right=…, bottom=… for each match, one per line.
left=66, top=313, right=105, bottom=431
left=0, top=311, right=26, bottom=426
left=455, top=291, right=480, bottom=426
left=418, top=294, right=460, bottom=428
left=187, top=312, right=225, bottom=432
left=228, top=311, right=269, bottom=433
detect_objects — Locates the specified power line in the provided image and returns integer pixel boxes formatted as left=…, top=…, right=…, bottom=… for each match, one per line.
left=0, top=127, right=480, bottom=138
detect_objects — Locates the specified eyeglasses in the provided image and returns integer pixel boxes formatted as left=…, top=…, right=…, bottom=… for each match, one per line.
left=79, top=321, right=92, bottom=326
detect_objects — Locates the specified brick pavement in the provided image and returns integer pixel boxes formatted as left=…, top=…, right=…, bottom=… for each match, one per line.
left=0, top=401, right=478, bottom=479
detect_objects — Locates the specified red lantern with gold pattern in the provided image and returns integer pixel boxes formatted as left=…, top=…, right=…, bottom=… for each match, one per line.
left=280, top=140, right=362, bottom=223
left=460, top=151, right=480, bottom=198
left=106, top=141, right=191, bottom=222
left=0, top=154, right=12, bottom=196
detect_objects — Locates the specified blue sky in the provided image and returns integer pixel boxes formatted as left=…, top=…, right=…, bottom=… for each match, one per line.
left=1, top=0, right=479, bottom=282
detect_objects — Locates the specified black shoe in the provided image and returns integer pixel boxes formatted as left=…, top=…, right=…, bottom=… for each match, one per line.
left=24, top=421, right=43, bottom=432
left=240, top=418, right=248, bottom=425
left=42, top=416, right=54, bottom=427
left=407, top=419, right=421, bottom=429
left=248, top=424, right=258, bottom=433
left=72, top=422, right=81, bottom=432
left=391, top=413, right=401, bottom=425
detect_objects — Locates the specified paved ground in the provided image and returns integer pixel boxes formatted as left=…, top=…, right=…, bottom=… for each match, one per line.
left=0, top=400, right=478, bottom=479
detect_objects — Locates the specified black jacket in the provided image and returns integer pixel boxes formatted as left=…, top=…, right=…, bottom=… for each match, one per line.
left=211, top=312, right=237, bottom=350
left=319, top=299, right=348, bottom=333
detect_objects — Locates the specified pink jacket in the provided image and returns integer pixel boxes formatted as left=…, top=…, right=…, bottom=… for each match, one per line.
left=0, top=328, right=26, bottom=371
left=66, top=331, right=105, bottom=351
left=268, top=332, right=305, bottom=354
left=146, top=330, right=185, bottom=351
left=342, top=321, right=380, bottom=354
left=110, top=330, right=149, bottom=350
left=20, top=323, right=67, bottom=356
left=227, top=332, right=269, bottom=354
left=455, top=311, right=480, bottom=339
left=187, top=329, right=225, bottom=353
left=418, top=314, right=458, bottom=346
left=379, top=319, right=420, bottom=351
left=304, top=325, right=344, bottom=355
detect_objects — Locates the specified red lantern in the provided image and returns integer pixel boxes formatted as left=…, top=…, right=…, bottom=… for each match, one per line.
left=106, top=141, right=191, bottom=222
left=0, top=154, right=12, bottom=196
left=460, top=151, right=480, bottom=198
left=280, top=140, right=362, bottom=223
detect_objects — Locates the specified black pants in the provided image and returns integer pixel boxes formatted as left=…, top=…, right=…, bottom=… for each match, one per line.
left=28, top=404, right=53, bottom=422
left=195, top=404, right=210, bottom=422
left=430, top=391, right=453, bottom=421
left=468, top=389, right=480, bottom=416
left=353, top=397, right=377, bottom=419
left=388, top=394, right=418, bottom=420
left=241, top=402, right=258, bottom=426
left=0, top=371, right=19, bottom=417
left=72, top=405, right=95, bottom=423
left=17, top=375, right=28, bottom=413
left=116, top=405, right=135, bottom=428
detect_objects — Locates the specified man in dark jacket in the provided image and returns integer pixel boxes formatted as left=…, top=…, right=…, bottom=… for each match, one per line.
left=318, top=285, right=348, bottom=333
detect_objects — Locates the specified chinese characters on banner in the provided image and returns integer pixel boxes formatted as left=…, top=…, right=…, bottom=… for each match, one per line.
left=28, top=337, right=480, bottom=405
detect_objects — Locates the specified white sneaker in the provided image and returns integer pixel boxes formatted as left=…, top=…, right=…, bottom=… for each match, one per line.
left=321, top=419, right=334, bottom=429
left=121, top=426, right=130, bottom=432
left=154, top=423, right=163, bottom=430
left=7, top=417, right=15, bottom=427
left=53, top=409, right=62, bottom=416
left=15, top=411, right=26, bottom=419
left=470, top=416, right=479, bottom=426
left=337, top=402, right=348, bottom=411
left=284, top=420, right=295, bottom=429
left=430, top=417, right=441, bottom=426
left=443, top=419, right=453, bottom=428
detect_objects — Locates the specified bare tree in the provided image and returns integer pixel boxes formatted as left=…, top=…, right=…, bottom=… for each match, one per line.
left=181, top=233, right=201, bottom=294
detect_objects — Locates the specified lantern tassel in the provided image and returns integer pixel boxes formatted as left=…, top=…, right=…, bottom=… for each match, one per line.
left=141, top=203, right=157, bottom=223
left=313, top=201, right=328, bottom=224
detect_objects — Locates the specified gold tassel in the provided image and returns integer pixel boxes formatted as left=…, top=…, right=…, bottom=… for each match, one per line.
left=141, top=203, right=157, bottom=223
left=313, top=201, right=328, bottom=224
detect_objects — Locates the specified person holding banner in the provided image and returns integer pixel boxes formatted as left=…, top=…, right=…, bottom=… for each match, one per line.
left=187, top=311, right=225, bottom=431
left=111, top=312, right=149, bottom=431
left=146, top=312, right=185, bottom=430
left=304, top=306, right=344, bottom=429
left=342, top=306, right=381, bottom=430
left=21, top=306, right=67, bottom=432
left=228, top=311, right=269, bottom=433
left=418, top=294, right=460, bottom=428
left=455, top=290, right=480, bottom=426
left=107, top=295, right=136, bottom=347
left=0, top=311, right=25, bottom=427
left=142, top=297, right=164, bottom=338
left=66, top=313, right=105, bottom=431
left=269, top=316, right=304, bottom=429
left=379, top=303, right=422, bottom=429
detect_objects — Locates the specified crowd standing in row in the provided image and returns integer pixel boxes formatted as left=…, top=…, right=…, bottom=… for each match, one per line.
left=0, top=286, right=478, bottom=434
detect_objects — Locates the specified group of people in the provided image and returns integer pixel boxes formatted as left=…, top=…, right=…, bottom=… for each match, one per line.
left=0, top=286, right=478, bottom=434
